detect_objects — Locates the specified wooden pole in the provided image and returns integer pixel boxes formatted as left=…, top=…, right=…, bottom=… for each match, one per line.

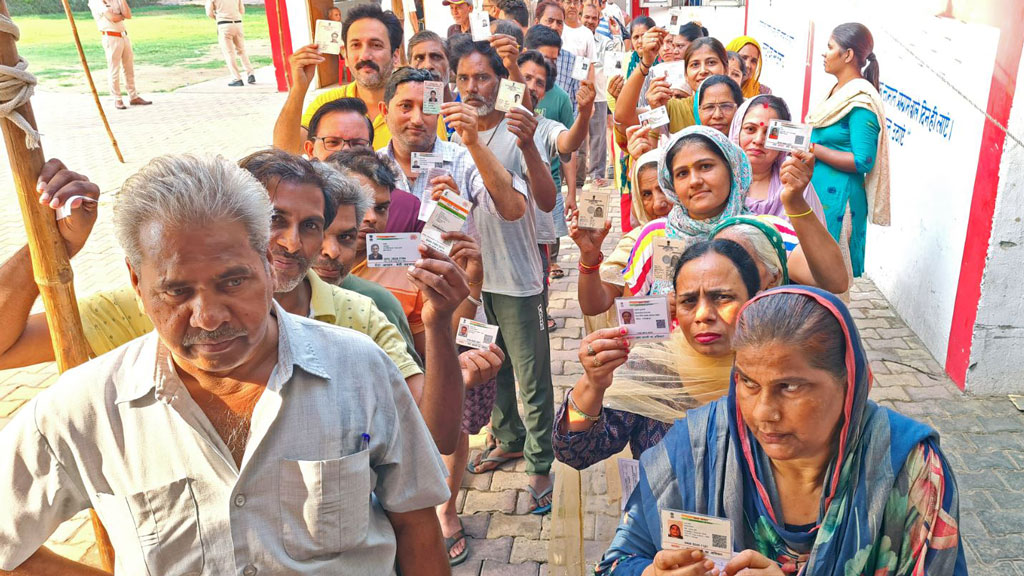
left=0, top=3, right=116, bottom=573
left=59, top=0, right=125, bottom=163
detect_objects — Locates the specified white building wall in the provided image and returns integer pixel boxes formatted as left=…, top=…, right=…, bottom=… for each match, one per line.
left=967, top=51, right=1024, bottom=394
left=748, top=0, right=999, bottom=368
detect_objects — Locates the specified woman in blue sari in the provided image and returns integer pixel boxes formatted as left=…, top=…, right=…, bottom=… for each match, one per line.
left=598, top=286, right=965, bottom=576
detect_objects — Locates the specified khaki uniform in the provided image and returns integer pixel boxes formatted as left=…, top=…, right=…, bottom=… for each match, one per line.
left=88, top=0, right=138, bottom=103
left=206, top=0, right=254, bottom=81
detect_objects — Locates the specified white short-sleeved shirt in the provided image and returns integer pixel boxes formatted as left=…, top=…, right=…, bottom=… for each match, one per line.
left=0, top=303, right=449, bottom=575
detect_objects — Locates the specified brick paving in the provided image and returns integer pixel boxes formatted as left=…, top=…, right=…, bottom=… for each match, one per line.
left=0, top=74, right=1021, bottom=574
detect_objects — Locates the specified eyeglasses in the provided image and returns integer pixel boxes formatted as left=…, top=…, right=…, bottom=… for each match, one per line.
left=312, top=136, right=371, bottom=151
left=698, top=102, right=738, bottom=115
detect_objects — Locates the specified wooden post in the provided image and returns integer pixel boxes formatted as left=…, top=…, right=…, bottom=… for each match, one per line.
left=59, top=0, right=125, bottom=163
left=0, top=2, right=115, bottom=573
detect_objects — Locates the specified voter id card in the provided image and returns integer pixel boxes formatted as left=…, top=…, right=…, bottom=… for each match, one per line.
left=765, top=119, right=812, bottom=153
left=421, top=190, right=471, bottom=253
left=366, top=233, right=421, bottom=267
left=571, top=57, right=592, bottom=81
left=410, top=152, right=443, bottom=174
left=650, top=61, right=687, bottom=90
left=456, top=318, right=499, bottom=350
left=615, top=296, right=670, bottom=340
left=496, top=79, right=526, bottom=112
left=652, top=237, right=687, bottom=284
left=314, top=20, right=342, bottom=55
left=661, top=508, right=732, bottom=571
left=418, top=167, right=450, bottom=221
left=639, top=106, right=669, bottom=130
left=470, top=11, right=491, bottom=41
left=604, top=51, right=626, bottom=75
left=578, top=189, right=609, bottom=230
left=422, top=81, right=444, bottom=115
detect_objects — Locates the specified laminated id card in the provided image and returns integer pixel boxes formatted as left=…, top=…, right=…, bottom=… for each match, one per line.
left=639, top=106, right=669, bottom=130
left=661, top=508, right=733, bottom=571
left=496, top=79, right=527, bottom=112
left=615, top=296, right=670, bottom=340
left=366, top=233, right=421, bottom=267
left=764, top=119, right=812, bottom=153
left=456, top=317, right=499, bottom=350
left=421, top=190, right=471, bottom=254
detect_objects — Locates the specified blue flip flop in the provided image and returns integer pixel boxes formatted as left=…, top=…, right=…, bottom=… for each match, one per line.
left=527, top=485, right=553, bottom=515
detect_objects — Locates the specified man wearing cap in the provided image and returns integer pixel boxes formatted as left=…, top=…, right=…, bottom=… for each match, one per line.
left=445, top=0, right=472, bottom=38
left=206, top=0, right=256, bottom=87
left=87, top=0, right=152, bottom=110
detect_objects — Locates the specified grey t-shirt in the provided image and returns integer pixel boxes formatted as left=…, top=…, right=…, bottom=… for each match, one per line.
left=454, top=118, right=550, bottom=297
left=533, top=117, right=568, bottom=245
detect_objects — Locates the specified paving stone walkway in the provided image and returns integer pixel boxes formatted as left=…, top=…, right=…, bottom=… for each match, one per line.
left=0, top=75, right=1021, bottom=575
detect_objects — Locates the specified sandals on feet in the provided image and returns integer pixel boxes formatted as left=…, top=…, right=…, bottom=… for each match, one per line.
left=549, top=266, right=566, bottom=280
left=444, top=520, right=469, bottom=566
left=527, top=485, right=553, bottom=515
left=466, top=445, right=524, bottom=474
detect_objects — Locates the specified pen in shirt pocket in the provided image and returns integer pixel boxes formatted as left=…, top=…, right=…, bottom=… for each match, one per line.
left=360, top=433, right=371, bottom=451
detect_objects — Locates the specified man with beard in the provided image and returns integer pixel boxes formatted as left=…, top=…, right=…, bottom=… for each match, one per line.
left=0, top=155, right=451, bottom=575
left=448, top=38, right=560, bottom=517
left=273, top=5, right=447, bottom=153
left=0, top=152, right=470, bottom=455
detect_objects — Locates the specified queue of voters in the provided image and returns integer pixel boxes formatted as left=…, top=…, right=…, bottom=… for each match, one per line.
left=0, top=0, right=972, bottom=575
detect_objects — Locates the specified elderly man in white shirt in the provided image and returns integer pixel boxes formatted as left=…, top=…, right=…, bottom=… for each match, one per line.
left=0, top=155, right=450, bottom=575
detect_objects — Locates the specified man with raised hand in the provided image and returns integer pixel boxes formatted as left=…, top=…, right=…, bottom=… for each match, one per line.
left=0, top=155, right=450, bottom=575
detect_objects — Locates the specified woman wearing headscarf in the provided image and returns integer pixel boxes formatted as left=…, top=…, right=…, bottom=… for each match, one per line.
left=596, top=287, right=966, bottom=576
left=621, top=126, right=848, bottom=298
left=692, top=74, right=744, bottom=135
left=726, top=35, right=773, bottom=97
left=805, top=22, right=890, bottom=278
left=729, top=94, right=826, bottom=221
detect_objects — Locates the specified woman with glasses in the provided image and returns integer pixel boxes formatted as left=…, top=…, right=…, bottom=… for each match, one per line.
left=692, top=74, right=743, bottom=135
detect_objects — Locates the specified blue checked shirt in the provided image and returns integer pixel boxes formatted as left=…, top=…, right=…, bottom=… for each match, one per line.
left=555, top=49, right=581, bottom=116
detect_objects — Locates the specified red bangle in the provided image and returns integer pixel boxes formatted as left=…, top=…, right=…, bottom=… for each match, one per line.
left=578, top=253, right=604, bottom=274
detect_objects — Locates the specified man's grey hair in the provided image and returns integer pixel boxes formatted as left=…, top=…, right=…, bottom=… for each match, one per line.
left=114, top=154, right=273, bottom=269
left=312, top=162, right=372, bottom=222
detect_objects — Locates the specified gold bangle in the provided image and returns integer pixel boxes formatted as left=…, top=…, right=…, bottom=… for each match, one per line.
left=785, top=208, right=814, bottom=219
left=567, top=389, right=601, bottom=422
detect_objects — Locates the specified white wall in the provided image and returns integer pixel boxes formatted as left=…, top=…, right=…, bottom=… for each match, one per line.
left=747, top=0, right=999, bottom=367
left=967, top=52, right=1024, bottom=394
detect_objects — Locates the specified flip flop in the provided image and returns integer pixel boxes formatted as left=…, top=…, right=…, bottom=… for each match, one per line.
left=549, top=267, right=566, bottom=280
left=444, top=520, right=469, bottom=566
left=547, top=315, right=557, bottom=332
left=466, top=445, right=523, bottom=474
left=527, top=484, right=553, bottom=515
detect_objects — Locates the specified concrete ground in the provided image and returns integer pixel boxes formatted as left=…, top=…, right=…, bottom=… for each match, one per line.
left=0, top=71, right=1020, bottom=575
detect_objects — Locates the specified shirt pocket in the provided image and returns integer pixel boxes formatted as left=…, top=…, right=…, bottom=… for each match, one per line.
left=279, top=450, right=370, bottom=561
left=93, top=477, right=205, bottom=576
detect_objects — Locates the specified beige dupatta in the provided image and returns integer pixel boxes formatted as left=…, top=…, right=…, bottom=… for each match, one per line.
left=805, top=78, right=891, bottom=226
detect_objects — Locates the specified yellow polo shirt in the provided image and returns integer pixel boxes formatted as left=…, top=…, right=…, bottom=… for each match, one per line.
left=77, top=271, right=422, bottom=379
left=301, top=82, right=448, bottom=150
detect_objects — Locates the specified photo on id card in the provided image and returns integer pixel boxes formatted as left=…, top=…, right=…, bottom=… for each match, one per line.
left=422, top=81, right=444, bottom=115
left=639, top=106, right=669, bottom=130
left=615, top=296, right=670, bottom=340
left=470, top=11, right=491, bottom=41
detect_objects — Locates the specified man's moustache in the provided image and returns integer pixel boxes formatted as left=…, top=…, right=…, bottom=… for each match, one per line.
left=356, top=60, right=380, bottom=72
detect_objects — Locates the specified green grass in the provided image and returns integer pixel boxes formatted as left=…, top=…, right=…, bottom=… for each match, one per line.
left=15, top=5, right=272, bottom=88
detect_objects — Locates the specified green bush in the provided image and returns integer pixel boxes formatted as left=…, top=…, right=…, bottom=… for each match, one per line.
left=10, top=0, right=162, bottom=16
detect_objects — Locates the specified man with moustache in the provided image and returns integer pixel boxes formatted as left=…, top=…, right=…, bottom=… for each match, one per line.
left=0, top=152, right=469, bottom=455
left=273, top=4, right=447, bottom=154
left=408, top=30, right=453, bottom=101
left=447, top=37, right=561, bottom=516
left=0, top=155, right=451, bottom=575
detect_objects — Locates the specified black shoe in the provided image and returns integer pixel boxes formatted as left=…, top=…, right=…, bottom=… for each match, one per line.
left=247, top=74, right=256, bottom=84
left=228, top=79, right=244, bottom=87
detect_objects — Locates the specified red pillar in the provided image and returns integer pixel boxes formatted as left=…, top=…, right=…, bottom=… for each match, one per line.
left=264, top=0, right=295, bottom=92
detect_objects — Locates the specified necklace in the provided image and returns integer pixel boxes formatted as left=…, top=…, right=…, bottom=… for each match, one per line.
left=484, top=116, right=506, bottom=148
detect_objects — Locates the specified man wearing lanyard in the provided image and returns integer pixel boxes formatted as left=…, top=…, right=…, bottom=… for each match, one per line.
left=206, top=0, right=256, bottom=86
left=88, top=0, right=151, bottom=110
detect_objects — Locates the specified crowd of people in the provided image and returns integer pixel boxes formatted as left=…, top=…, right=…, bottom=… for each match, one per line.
left=0, top=1, right=965, bottom=575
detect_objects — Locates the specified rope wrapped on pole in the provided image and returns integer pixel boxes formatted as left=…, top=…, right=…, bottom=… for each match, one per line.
left=0, top=2, right=116, bottom=572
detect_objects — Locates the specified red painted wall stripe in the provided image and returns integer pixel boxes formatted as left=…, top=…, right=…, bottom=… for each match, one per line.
left=800, top=20, right=815, bottom=121
left=264, top=0, right=294, bottom=92
left=946, top=2, right=1024, bottom=388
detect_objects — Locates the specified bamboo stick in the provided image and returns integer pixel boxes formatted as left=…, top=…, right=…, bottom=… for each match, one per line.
left=59, top=0, right=125, bottom=163
left=0, top=3, right=115, bottom=572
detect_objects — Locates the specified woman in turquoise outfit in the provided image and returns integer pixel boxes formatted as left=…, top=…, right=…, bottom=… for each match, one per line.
left=806, top=23, right=891, bottom=278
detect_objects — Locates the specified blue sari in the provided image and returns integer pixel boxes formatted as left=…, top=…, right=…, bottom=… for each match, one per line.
left=598, top=287, right=966, bottom=576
